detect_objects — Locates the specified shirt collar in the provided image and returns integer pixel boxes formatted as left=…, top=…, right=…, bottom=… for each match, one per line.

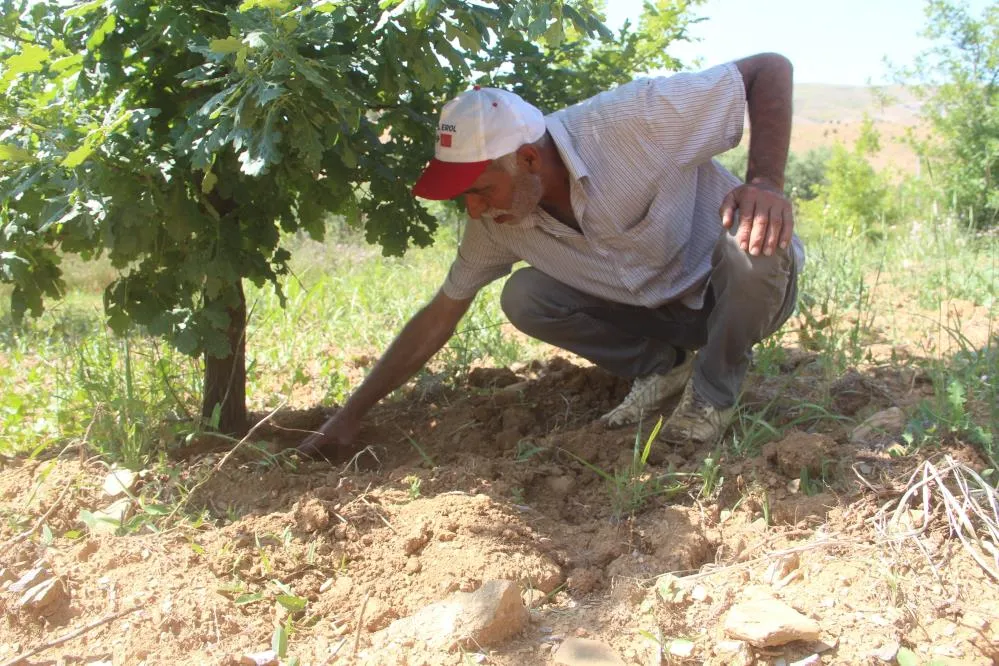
left=545, top=113, right=589, bottom=183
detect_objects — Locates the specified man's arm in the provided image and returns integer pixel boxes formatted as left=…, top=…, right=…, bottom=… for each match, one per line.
left=297, top=290, right=473, bottom=458
left=719, top=53, right=795, bottom=257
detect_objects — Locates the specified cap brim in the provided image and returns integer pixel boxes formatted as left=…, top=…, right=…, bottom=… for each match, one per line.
left=412, top=159, right=490, bottom=200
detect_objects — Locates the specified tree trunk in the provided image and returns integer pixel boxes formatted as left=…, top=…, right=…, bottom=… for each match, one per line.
left=202, top=280, right=248, bottom=436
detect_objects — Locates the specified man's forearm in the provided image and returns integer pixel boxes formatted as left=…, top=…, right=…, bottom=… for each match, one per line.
left=338, top=299, right=465, bottom=421
left=736, top=53, right=793, bottom=190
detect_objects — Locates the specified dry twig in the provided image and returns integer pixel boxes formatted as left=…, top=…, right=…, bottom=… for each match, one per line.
left=0, top=605, right=142, bottom=666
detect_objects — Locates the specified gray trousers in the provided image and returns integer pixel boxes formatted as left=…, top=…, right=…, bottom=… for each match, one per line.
left=499, top=226, right=799, bottom=408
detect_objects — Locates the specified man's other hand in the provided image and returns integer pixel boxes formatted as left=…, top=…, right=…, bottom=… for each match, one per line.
left=296, top=412, right=360, bottom=461
left=719, top=178, right=794, bottom=256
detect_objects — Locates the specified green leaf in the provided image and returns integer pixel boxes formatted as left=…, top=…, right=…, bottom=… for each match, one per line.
left=64, top=0, right=105, bottom=18
left=210, top=37, right=243, bottom=55
left=275, top=594, right=307, bottom=612
left=897, top=647, right=920, bottom=666
left=234, top=592, right=265, bottom=605
left=62, top=142, right=95, bottom=168
left=271, top=624, right=288, bottom=658
left=239, top=0, right=294, bottom=11
left=141, top=503, right=171, bottom=516
left=201, top=169, right=218, bottom=194
left=86, top=13, right=117, bottom=50
left=2, top=44, right=50, bottom=78
left=0, top=145, right=36, bottom=163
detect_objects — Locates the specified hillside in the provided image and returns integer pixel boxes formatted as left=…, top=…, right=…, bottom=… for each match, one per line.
left=789, top=83, right=926, bottom=173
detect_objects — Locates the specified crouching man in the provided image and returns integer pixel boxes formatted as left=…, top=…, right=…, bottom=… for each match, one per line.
left=299, top=53, right=803, bottom=459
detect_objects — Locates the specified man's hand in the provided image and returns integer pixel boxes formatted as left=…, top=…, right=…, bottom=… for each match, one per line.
left=719, top=178, right=794, bottom=257
left=296, top=412, right=360, bottom=460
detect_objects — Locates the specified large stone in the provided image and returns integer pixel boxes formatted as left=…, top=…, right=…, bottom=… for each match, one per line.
left=374, top=579, right=527, bottom=651
left=724, top=599, right=821, bottom=647
left=552, top=638, right=626, bottom=666
left=850, top=407, right=906, bottom=446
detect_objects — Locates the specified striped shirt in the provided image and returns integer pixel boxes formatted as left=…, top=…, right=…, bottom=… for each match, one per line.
left=441, top=62, right=804, bottom=309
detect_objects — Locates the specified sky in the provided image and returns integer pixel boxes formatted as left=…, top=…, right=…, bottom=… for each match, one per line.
left=604, top=0, right=994, bottom=86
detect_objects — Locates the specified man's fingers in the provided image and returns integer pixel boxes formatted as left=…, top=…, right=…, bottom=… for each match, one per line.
left=764, top=206, right=783, bottom=256
left=748, top=207, right=769, bottom=256
left=720, top=191, right=737, bottom=229
left=737, top=200, right=755, bottom=251
left=780, top=203, right=794, bottom=249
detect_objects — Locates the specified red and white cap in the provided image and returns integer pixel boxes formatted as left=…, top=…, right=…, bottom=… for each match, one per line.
left=412, top=86, right=546, bottom=200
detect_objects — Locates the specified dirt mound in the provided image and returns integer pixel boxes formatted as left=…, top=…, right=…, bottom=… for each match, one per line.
left=1, top=356, right=997, bottom=665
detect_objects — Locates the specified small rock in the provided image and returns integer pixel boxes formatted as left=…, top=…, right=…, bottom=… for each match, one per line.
left=18, top=577, right=67, bottom=616
left=668, top=638, right=695, bottom=658
left=790, top=656, right=820, bottom=666
left=374, top=579, right=527, bottom=651
left=763, top=553, right=801, bottom=586
left=850, top=407, right=905, bottom=446
left=239, top=650, right=278, bottom=666
left=724, top=599, right=821, bottom=647
left=552, top=637, right=626, bottom=666
left=522, top=588, right=546, bottom=609
left=871, top=640, right=899, bottom=661
left=10, top=567, right=49, bottom=594
left=91, top=499, right=131, bottom=534
left=713, top=639, right=754, bottom=666
left=102, top=468, right=136, bottom=497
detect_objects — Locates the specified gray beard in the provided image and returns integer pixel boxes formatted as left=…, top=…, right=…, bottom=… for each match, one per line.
left=481, top=169, right=544, bottom=229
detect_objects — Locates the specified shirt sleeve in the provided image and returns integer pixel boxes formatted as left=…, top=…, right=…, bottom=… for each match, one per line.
left=639, top=62, right=746, bottom=169
left=440, top=219, right=518, bottom=300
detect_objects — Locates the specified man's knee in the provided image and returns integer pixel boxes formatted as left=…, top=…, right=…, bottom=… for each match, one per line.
left=501, top=267, right=549, bottom=331
left=713, top=232, right=792, bottom=300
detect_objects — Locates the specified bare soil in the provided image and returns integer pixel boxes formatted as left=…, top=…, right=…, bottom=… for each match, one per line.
left=1, top=347, right=997, bottom=666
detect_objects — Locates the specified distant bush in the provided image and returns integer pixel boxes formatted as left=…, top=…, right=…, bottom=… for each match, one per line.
left=798, top=118, right=897, bottom=237
left=715, top=145, right=830, bottom=201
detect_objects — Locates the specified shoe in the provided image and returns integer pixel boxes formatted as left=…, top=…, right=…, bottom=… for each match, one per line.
left=660, top=380, right=735, bottom=444
left=600, top=352, right=694, bottom=428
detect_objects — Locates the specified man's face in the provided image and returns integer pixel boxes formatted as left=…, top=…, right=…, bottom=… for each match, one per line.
left=461, top=160, right=543, bottom=227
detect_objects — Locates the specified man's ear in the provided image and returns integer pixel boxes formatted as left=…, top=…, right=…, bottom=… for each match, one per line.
left=516, top=144, right=542, bottom=174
